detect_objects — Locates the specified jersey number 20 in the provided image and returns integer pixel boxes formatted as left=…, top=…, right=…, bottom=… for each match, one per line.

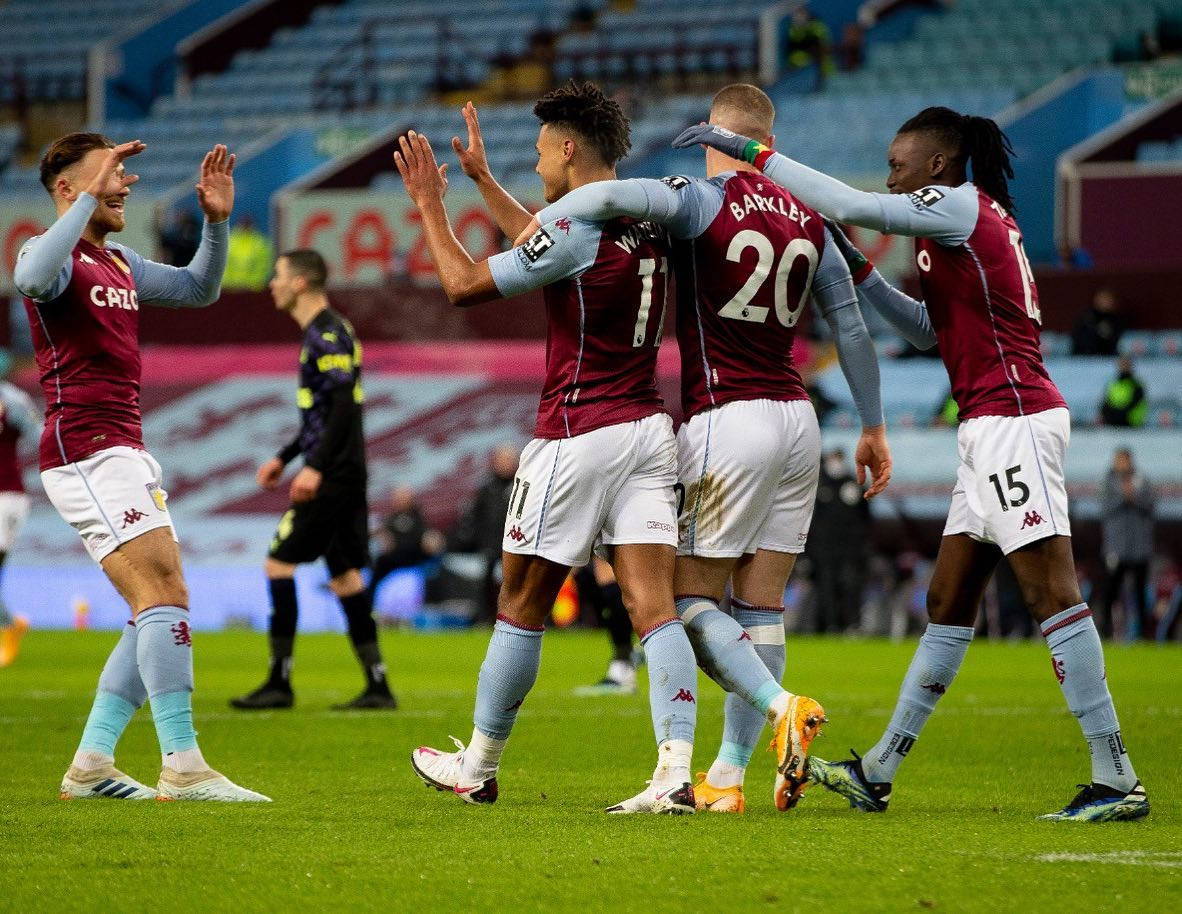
left=719, top=230, right=819, bottom=328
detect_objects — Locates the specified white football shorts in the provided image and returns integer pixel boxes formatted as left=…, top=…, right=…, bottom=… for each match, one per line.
left=40, top=445, right=176, bottom=564
left=503, top=413, right=678, bottom=567
left=0, top=492, right=31, bottom=552
left=944, top=407, right=1071, bottom=554
left=677, top=398, right=821, bottom=558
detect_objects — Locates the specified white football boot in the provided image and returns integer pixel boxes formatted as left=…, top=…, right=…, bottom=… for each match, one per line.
left=605, top=779, right=695, bottom=815
left=60, top=765, right=156, bottom=800
left=411, top=736, right=498, bottom=805
left=156, top=767, right=271, bottom=802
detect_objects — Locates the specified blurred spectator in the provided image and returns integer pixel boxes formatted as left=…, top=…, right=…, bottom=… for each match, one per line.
left=370, top=486, right=443, bottom=596
left=1071, top=288, right=1124, bottom=356
left=450, top=445, right=519, bottom=622
left=836, top=22, right=866, bottom=71
left=223, top=215, right=275, bottom=291
left=1099, top=356, right=1147, bottom=428
left=806, top=447, right=869, bottom=633
left=784, top=4, right=833, bottom=92
left=931, top=390, right=958, bottom=427
left=158, top=209, right=200, bottom=266
left=1094, top=448, right=1155, bottom=638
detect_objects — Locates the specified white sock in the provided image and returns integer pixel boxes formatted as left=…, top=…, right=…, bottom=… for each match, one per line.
left=606, top=659, right=635, bottom=685
left=766, top=690, right=792, bottom=725
left=72, top=750, right=114, bottom=771
left=163, top=746, right=208, bottom=773
left=462, top=727, right=507, bottom=781
left=653, top=738, right=693, bottom=786
left=705, top=759, right=745, bottom=789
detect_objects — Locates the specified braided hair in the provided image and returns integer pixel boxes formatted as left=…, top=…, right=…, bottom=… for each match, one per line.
left=898, top=106, right=1016, bottom=213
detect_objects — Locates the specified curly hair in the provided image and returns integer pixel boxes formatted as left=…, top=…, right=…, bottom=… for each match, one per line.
left=533, top=81, right=630, bottom=167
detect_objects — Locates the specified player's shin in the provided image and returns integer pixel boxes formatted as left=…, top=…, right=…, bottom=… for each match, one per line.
left=74, top=622, right=147, bottom=768
left=710, top=600, right=787, bottom=788
left=674, top=596, right=783, bottom=716
left=463, top=617, right=543, bottom=781
left=640, top=618, right=697, bottom=784
left=862, top=622, right=973, bottom=784
left=267, top=577, right=298, bottom=689
left=1041, top=604, right=1138, bottom=791
left=339, top=590, right=390, bottom=692
left=136, top=606, right=205, bottom=773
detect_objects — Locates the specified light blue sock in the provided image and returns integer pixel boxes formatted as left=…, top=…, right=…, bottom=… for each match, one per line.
left=675, top=596, right=781, bottom=714
left=78, top=622, right=146, bottom=756
left=136, top=606, right=198, bottom=755
left=640, top=618, right=698, bottom=745
left=862, top=622, right=974, bottom=784
left=473, top=618, right=543, bottom=741
left=1041, top=603, right=1137, bottom=791
left=715, top=600, right=787, bottom=772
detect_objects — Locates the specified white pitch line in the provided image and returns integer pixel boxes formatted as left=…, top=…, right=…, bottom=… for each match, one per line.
left=1034, top=852, right=1182, bottom=868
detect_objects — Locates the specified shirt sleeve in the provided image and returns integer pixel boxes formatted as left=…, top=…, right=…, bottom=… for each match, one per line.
left=814, top=232, right=883, bottom=428
left=12, top=194, right=97, bottom=302
left=534, top=176, right=722, bottom=240
left=856, top=268, right=937, bottom=350
left=116, top=218, right=229, bottom=308
left=760, top=152, right=979, bottom=246
left=487, top=217, right=602, bottom=297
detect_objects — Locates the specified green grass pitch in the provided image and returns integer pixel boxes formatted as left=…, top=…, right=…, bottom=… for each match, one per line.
left=2, top=628, right=1179, bottom=911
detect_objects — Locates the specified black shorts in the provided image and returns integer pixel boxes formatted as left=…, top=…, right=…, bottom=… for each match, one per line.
left=268, top=489, right=369, bottom=577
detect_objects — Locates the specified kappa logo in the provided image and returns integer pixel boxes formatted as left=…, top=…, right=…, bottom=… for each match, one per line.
left=672, top=688, right=696, bottom=703
left=80, top=253, right=96, bottom=265
left=120, top=508, right=148, bottom=528
left=1020, top=510, right=1044, bottom=529
left=506, top=525, right=527, bottom=543
left=738, top=631, right=752, bottom=642
left=1052, top=656, right=1066, bottom=684
left=920, top=681, right=947, bottom=695
left=170, top=620, right=192, bottom=647
left=553, top=217, right=572, bottom=235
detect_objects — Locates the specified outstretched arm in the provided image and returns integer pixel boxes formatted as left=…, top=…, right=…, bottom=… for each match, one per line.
left=672, top=125, right=978, bottom=245
left=135, top=145, right=235, bottom=308
left=825, top=220, right=937, bottom=350
left=452, top=102, right=536, bottom=241
left=14, top=140, right=145, bottom=301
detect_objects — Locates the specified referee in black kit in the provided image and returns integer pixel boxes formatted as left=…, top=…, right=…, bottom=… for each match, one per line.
left=232, top=249, right=397, bottom=711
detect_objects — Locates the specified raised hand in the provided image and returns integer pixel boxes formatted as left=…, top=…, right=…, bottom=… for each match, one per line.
left=394, top=131, right=449, bottom=207
left=855, top=424, right=893, bottom=500
left=452, top=101, right=492, bottom=182
left=671, top=123, right=755, bottom=162
left=195, top=144, right=236, bottom=222
left=82, top=140, right=145, bottom=199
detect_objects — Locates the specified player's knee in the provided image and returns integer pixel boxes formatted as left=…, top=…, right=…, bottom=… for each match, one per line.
left=926, top=585, right=971, bottom=627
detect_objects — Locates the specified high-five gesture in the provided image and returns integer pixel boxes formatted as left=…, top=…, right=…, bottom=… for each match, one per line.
left=195, top=144, right=236, bottom=223
left=394, top=131, right=449, bottom=208
left=82, top=140, right=145, bottom=200
left=452, top=101, right=492, bottom=182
